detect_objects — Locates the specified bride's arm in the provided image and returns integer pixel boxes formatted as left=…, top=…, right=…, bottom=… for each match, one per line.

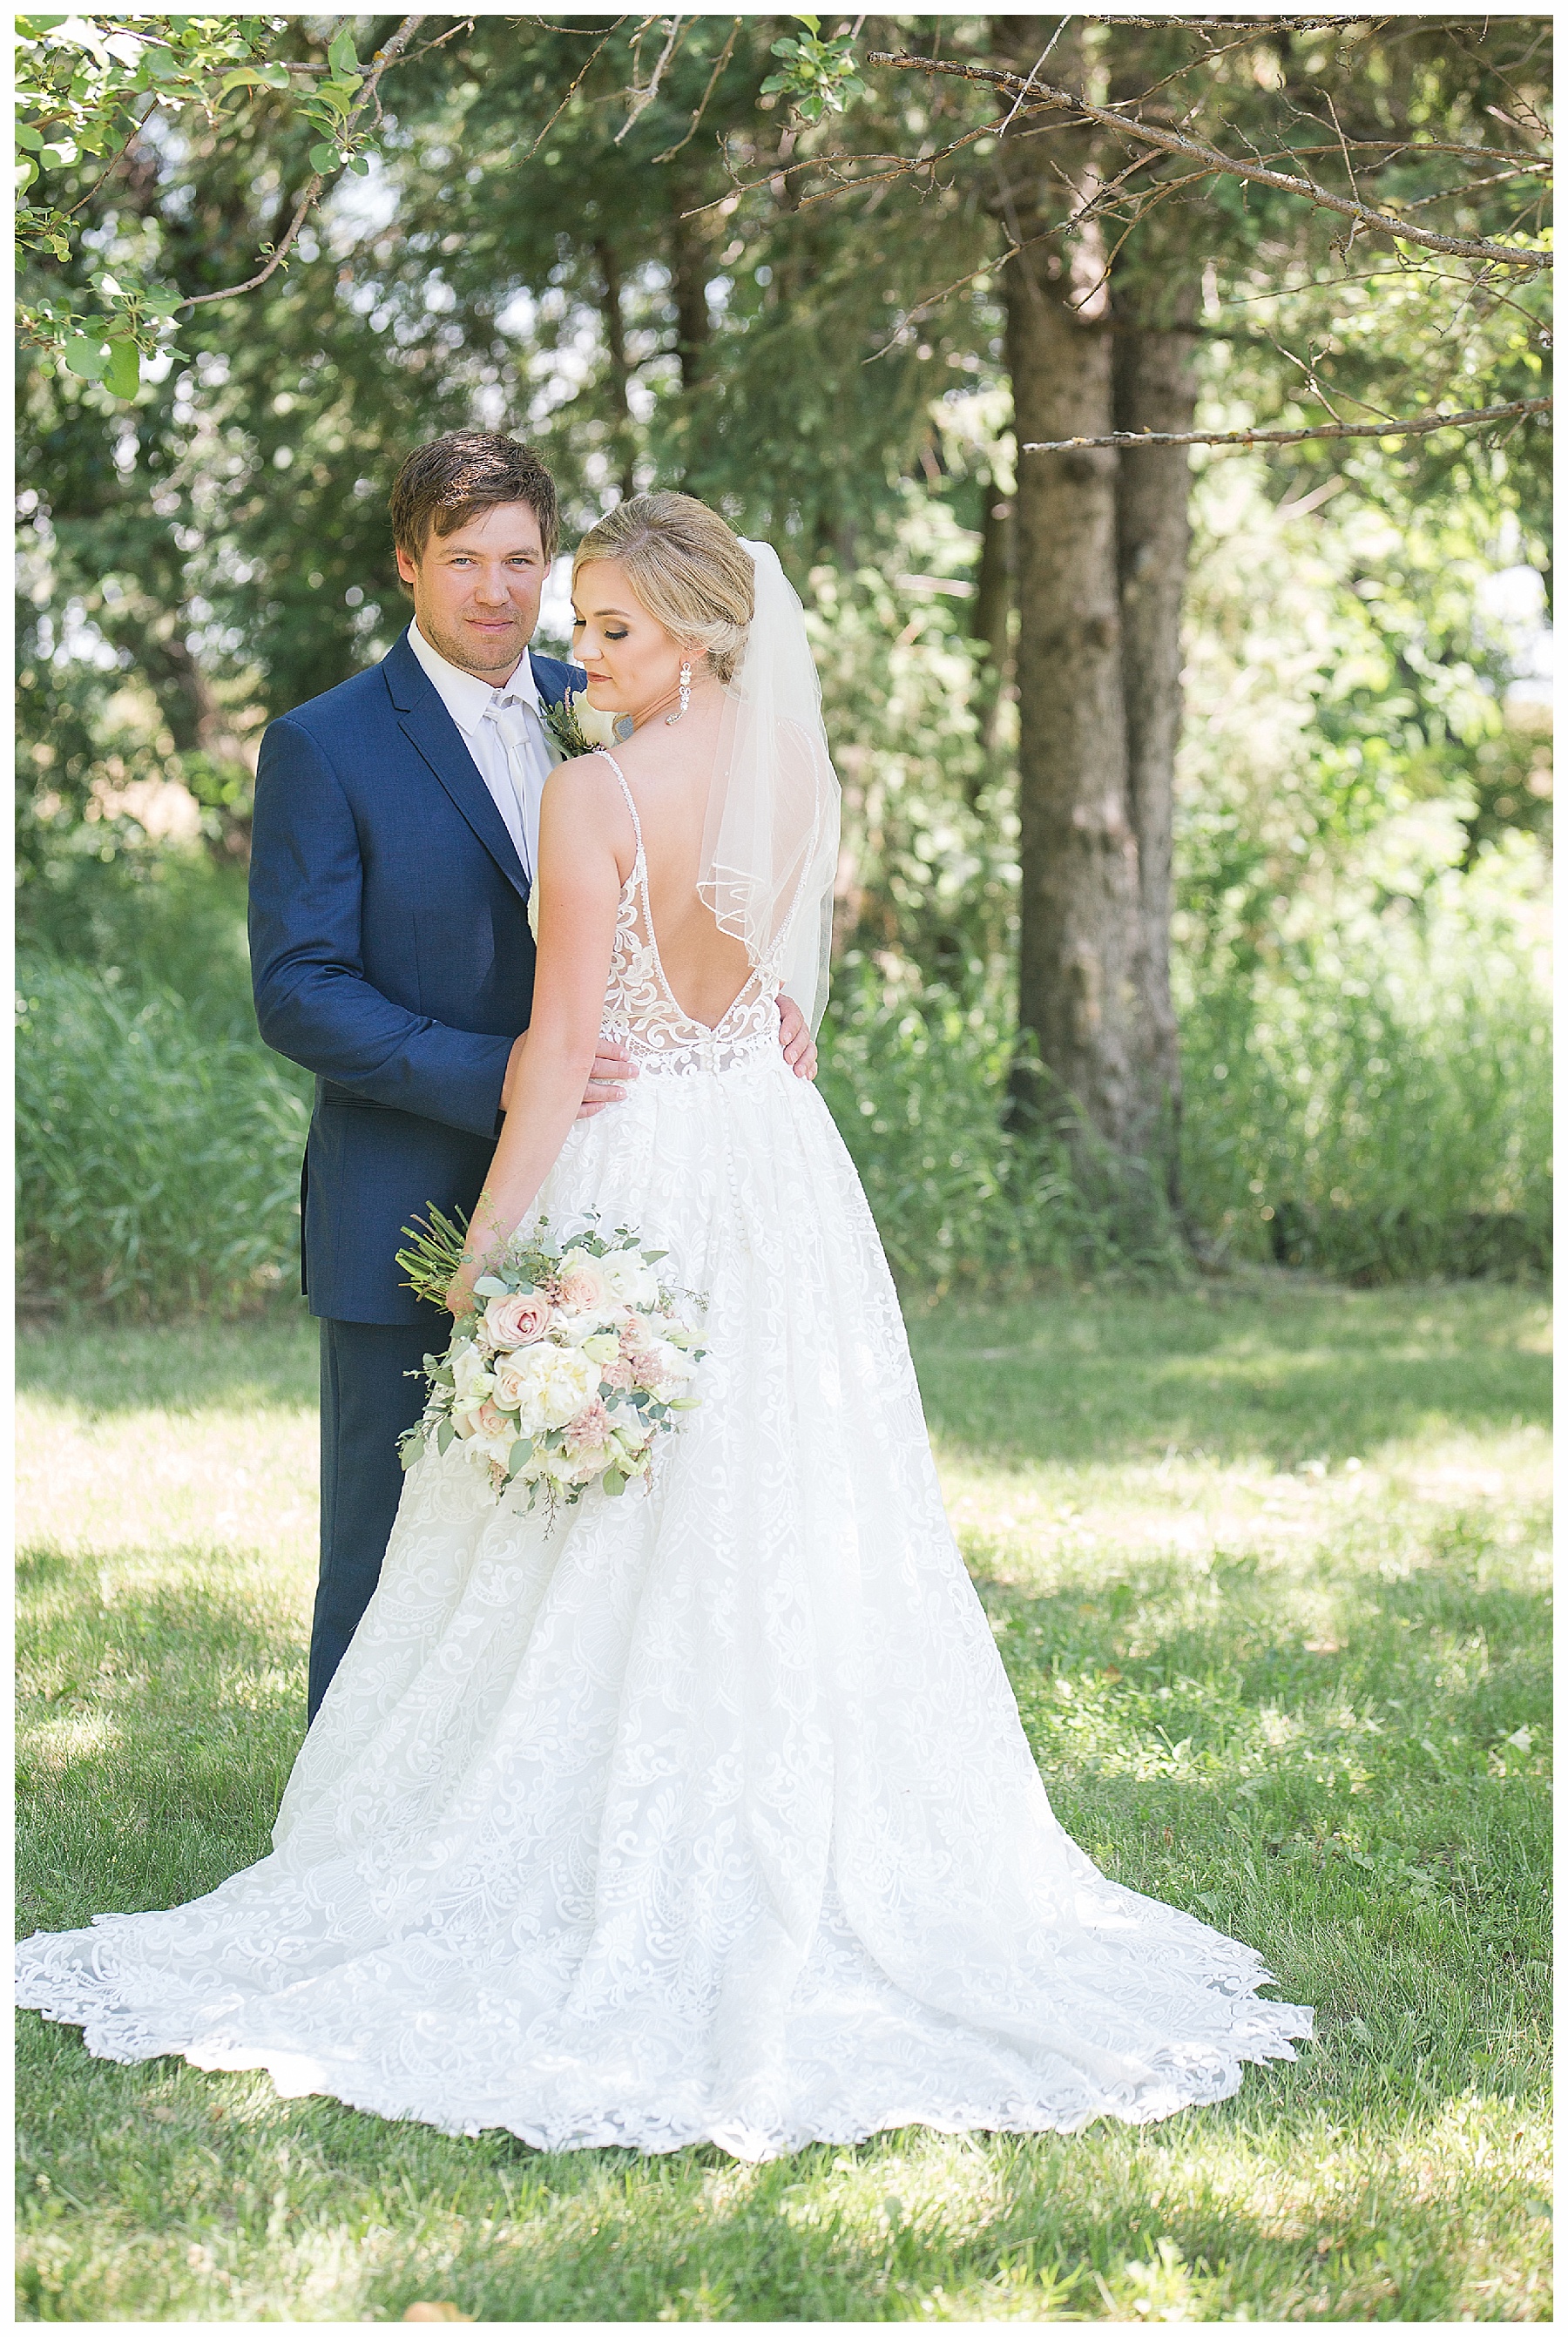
left=447, top=758, right=632, bottom=1314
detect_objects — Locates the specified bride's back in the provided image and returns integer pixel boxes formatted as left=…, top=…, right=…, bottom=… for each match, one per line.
left=571, top=492, right=825, bottom=1034
left=607, top=693, right=757, bottom=1031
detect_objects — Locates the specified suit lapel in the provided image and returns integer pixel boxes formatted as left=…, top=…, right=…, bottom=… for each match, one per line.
left=382, top=635, right=530, bottom=903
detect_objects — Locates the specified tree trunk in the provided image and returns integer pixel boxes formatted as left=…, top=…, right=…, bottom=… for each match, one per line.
left=667, top=189, right=711, bottom=392
left=970, top=485, right=1015, bottom=762
left=997, top=102, right=1162, bottom=1176
left=159, top=627, right=258, bottom=861
left=595, top=236, right=638, bottom=500
left=1112, top=289, right=1198, bottom=1206
left=990, top=16, right=1188, bottom=1208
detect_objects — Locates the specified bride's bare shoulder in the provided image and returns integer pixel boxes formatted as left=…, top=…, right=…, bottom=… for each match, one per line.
left=541, top=750, right=638, bottom=855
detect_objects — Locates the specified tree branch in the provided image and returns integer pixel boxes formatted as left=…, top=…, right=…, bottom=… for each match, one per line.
left=868, top=52, right=1553, bottom=274
left=652, top=17, right=740, bottom=164
left=179, top=16, right=425, bottom=311
left=1019, top=395, right=1552, bottom=453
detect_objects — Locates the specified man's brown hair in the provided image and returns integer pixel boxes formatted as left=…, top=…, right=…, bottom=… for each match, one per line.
left=389, top=432, right=561, bottom=580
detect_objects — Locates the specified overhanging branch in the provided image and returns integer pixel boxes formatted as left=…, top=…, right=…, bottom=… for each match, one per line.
left=179, top=16, right=426, bottom=311
left=868, top=51, right=1552, bottom=275
left=1020, top=396, right=1552, bottom=453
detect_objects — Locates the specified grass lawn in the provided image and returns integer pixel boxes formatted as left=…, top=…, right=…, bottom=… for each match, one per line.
left=16, top=1277, right=1551, bottom=2322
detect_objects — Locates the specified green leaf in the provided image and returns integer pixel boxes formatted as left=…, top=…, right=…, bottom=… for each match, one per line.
left=509, top=1438, right=534, bottom=1473
left=140, top=45, right=181, bottom=82
left=436, top=1419, right=455, bottom=1456
left=15, top=122, right=43, bottom=152
left=317, top=76, right=362, bottom=111
left=308, top=141, right=338, bottom=172
left=216, top=66, right=288, bottom=105
left=348, top=154, right=370, bottom=175
left=604, top=1469, right=626, bottom=1496
left=794, top=11, right=821, bottom=28
left=63, top=336, right=109, bottom=382
left=104, top=340, right=140, bottom=399
left=328, top=25, right=361, bottom=74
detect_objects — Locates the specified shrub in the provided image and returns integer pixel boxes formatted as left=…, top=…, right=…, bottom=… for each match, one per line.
left=817, top=967, right=1179, bottom=1291
left=17, top=956, right=309, bottom=1316
left=1178, top=847, right=1551, bottom=1280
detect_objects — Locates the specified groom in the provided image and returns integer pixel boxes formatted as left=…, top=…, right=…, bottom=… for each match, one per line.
left=250, top=431, right=817, bottom=1720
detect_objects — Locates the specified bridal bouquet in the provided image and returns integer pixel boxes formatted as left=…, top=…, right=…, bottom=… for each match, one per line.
left=395, top=1210, right=705, bottom=1512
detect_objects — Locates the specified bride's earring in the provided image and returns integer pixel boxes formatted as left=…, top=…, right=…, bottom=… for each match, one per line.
left=666, top=659, right=693, bottom=726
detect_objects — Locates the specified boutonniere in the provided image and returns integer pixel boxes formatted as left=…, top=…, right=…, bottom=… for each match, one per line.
left=540, top=688, right=621, bottom=760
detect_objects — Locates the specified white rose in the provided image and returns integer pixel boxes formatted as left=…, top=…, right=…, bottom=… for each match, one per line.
left=450, top=1341, right=494, bottom=1402
left=559, top=1307, right=627, bottom=1348
left=449, top=1341, right=497, bottom=1424
left=599, top=1248, right=660, bottom=1308
left=571, top=694, right=622, bottom=748
left=491, top=1345, right=546, bottom=1422
left=468, top=1399, right=518, bottom=1467
left=645, top=1340, right=698, bottom=1403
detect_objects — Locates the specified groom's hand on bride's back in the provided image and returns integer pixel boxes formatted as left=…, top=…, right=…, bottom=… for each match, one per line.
left=777, top=993, right=818, bottom=1081
left=501, top=1031, right=639, bottom=1120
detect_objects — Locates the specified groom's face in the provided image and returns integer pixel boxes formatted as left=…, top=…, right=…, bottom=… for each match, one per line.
left=396, top=499, right=548, bottom=682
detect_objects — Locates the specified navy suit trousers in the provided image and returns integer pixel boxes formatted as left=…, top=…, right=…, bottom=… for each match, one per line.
left=313, top=1317, right=436, bottom=1721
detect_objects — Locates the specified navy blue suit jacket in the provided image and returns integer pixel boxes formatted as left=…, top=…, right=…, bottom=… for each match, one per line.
left=249, top=630, right=585, bottom=1325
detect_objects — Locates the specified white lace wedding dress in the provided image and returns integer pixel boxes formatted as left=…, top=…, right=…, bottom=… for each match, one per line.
left=16, top=758, right=1311, bottom=2160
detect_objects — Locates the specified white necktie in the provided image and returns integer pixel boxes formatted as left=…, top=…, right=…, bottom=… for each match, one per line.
left=483, top=698, right=540, bottom=881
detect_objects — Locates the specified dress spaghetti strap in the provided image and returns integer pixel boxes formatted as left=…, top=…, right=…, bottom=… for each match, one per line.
left=593, top=746, right=643, bottom=854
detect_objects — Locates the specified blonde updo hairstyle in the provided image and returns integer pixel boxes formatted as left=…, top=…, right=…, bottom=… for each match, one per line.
left=573, top=492, right=754, bottom=686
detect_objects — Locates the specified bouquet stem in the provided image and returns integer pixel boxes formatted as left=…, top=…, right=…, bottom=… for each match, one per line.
left=395, top=1206, right=471, bottom=1312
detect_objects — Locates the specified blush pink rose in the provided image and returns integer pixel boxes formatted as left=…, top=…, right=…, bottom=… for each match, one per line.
left=598, top=1356, right=635, bottom=1390
left=558, top=1253, right=612, bottom=1314
left=483, top=1291, right=551, bottom=1351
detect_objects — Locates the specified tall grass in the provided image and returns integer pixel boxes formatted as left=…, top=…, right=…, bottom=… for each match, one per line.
left=16, top=956, right=308, bottom=1316
left=1178, top=863, right=1551, bottom=1280
left=816, top=969, right=1173, bottom=1289
left=16, top=841, right=1548, bottom=1316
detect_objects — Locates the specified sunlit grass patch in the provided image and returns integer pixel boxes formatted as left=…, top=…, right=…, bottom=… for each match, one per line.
left=17, top=1282, right=1551, bottom=2321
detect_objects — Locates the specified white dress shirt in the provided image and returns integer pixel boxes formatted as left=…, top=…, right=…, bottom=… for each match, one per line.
left=405, top=619, right=555, bottom=882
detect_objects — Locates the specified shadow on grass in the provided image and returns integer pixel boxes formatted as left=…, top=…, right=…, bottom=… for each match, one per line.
left=17, top=1548, right=305, bottom=1933
left=909, top=1284, right=1551, bottom=1471
left=15, top=2040, right=1547, bottom=2322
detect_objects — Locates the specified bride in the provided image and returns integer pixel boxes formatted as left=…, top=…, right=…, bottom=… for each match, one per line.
left=17, top=494, right=1310, bottom=2160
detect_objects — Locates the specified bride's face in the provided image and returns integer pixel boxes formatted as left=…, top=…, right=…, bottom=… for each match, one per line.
left=571, top=559, right=697, bottom=719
